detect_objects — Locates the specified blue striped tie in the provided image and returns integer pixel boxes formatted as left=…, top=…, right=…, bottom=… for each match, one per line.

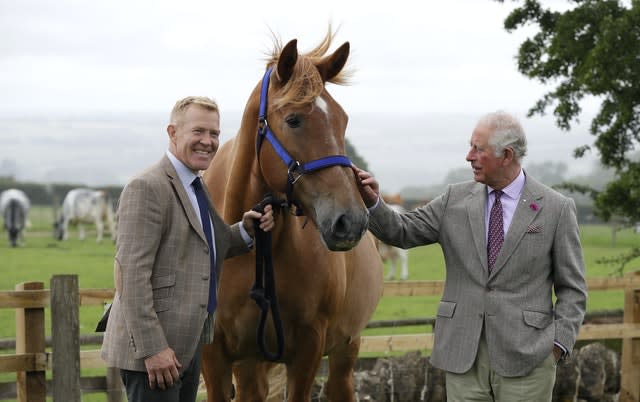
left=192, top=177, right=217, bottom=312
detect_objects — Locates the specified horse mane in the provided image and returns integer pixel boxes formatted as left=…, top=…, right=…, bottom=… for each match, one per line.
left=266, top=29, right=351, bottom=111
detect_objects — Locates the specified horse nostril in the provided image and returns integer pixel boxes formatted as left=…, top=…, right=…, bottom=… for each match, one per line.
left=334, top=214, right=351, bottom=238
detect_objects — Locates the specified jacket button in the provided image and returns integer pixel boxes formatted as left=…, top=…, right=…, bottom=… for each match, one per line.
left=202, top=274, right=209, bottom=280
left=486, top=286, right=493, bottom=292
left=204, top=247, right=209, bottom=254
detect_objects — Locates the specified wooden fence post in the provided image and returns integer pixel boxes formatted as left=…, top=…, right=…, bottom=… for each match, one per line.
left=15, top=281, right=46, bottom=402
left=51, top=275, right=81, bottom=402
left=106, top=367, right=124, bottom=402
left=621, top=271, right=640, bottom=402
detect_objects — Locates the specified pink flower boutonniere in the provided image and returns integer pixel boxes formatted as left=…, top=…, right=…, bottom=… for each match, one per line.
left=530, top=202, right=539, bottom=211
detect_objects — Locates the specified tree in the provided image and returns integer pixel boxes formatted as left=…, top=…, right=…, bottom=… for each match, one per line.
left=496, top=0, right=640, bottom=223
left=523, top=160, right=568, bottom=186
left=345, top=138, right=370, bottom=171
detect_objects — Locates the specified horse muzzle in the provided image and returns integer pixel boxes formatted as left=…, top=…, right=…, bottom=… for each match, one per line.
left=319, top=208, right=369, bottom=251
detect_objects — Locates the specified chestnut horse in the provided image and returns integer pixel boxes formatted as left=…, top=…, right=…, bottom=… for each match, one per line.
left=201, top=32, right=383, bottom=401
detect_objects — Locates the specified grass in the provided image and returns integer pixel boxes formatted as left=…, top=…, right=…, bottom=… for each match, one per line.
left=0, top=207, right=115, bottom=402
left=0, top=206, right=638, bottom=401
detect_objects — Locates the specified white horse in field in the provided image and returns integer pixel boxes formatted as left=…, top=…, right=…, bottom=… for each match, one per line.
left=377, top=203, right=410, bottom=280
left=0, top=189, right=30, bottom=247
left=54, top=188, right=116, bottom=243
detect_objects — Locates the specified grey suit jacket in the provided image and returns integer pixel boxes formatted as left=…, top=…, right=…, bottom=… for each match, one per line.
left=101, top=156, right=250, bottom=372
left=369, top=174, right=587, bottom=377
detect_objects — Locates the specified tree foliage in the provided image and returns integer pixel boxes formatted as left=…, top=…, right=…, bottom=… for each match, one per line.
left=496, top=0, right=640, bottom=223
left=345, top=138, right=370, bottom=171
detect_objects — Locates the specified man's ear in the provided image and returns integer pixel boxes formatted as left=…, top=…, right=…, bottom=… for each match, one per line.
left=503, top=147, right=515, bottom=165
left=167, top=124, right=176, bottom=142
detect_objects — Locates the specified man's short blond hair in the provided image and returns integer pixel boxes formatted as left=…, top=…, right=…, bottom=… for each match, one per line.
left=170, top=96, right=219, bottom=126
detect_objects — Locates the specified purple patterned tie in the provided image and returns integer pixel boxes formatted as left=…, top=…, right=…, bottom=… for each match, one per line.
left=487, top=190, right=504, bottom=273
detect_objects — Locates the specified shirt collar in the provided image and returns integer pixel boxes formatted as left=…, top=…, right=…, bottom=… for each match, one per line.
left=487, top=168, right=525, bottom=200
left=166, top=150, right=199, bottom=189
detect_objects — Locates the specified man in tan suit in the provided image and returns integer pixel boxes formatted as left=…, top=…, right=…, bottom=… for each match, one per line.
left=353, top=111, right=587, bottom=401
left=101, top=96, right=274, bottom=402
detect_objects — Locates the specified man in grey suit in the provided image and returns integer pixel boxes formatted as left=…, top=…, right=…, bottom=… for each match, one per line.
left=101, top=96, right=274, bottom=402
left=353, top=111, right=587, bottom=401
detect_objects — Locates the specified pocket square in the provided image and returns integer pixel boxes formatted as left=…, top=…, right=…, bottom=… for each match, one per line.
left=526, top=224, right=542, bottom=233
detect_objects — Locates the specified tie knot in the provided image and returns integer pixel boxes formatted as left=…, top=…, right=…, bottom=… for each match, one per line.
left=192, top=176, right=203, bottom=190
left=493, top=190, right=503, bottom=201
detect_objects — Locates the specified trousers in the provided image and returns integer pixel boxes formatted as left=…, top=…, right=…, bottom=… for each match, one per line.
left=445, top=329, right=556, bottom=402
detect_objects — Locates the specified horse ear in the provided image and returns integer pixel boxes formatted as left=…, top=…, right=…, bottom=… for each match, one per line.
left=317, top=41, right=350, bottom=82
left=277, top=39, right=298, bottom=86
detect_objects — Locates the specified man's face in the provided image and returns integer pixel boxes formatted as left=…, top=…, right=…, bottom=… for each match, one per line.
left=465, top=123, right=505, bottom=188
left=168, top=105, right=220, bottom=173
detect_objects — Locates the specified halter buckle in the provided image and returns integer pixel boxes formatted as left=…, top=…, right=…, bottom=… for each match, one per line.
left=258, top=118, right=268, bottom=136
left=287, top=161, right=304, bottom=184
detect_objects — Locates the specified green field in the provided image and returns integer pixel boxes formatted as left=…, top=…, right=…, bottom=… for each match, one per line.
left=0, top=206, right=638, bottom=401
left=1, top=206, right=639, bottom=338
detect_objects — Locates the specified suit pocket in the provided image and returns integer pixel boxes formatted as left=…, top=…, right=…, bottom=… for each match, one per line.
left=152, top=273, right=175, bottom=312
left=523, top=310, right=552, bottom=329
left=437, top=301, right=457, bottom=318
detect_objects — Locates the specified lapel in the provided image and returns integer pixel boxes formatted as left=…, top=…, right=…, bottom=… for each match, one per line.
left=161, top=156, right=208, bottom=244
left=466, top=183, right=490, bottom=275
left=489, top=175, right=544, bottom=277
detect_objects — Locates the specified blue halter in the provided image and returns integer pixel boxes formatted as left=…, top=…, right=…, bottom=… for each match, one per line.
left=256, top=67, right=352, bottom=215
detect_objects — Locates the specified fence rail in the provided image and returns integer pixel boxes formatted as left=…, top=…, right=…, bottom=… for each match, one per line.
left=1, top=272, right=639, bottom=401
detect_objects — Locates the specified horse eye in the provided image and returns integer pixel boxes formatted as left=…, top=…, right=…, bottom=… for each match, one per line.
left=285, top=114, right=301, bottom=128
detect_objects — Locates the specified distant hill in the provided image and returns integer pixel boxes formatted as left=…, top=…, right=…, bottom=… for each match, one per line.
left=0, top=111, right=598, bottom=193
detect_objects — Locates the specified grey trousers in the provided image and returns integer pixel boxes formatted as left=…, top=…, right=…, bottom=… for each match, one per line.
left=445, top=331, right=557, bottom=402
left=120, top=343, right=202, bottom=402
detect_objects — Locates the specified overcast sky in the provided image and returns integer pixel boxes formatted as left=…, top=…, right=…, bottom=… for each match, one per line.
left=0, top=0, right=599, bottom=192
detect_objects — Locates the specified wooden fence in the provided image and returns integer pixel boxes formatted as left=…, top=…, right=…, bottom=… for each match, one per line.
left=1, top=272, right=640, bottom=401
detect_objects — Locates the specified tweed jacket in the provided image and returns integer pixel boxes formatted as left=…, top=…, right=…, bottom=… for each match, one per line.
left=101, top=156, right=250, bottom=373
left=368, top=174, right=587, bottom=377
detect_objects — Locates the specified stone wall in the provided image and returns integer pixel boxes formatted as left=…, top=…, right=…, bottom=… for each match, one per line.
left=306, top=342, right=621, bottom=402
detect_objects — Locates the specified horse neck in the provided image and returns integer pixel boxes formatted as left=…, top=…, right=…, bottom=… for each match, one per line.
left=221, top=85, right=271, bottom=220
left=8, top=200, right=24, bottom=227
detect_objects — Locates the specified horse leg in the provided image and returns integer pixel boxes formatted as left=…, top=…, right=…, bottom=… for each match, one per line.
left=233, top=360, right=270, bottom=402
left=95, top=218, right=104, bottom=243
left=201, top=342, right=235, bottom=402
left=286, top=327, right=325, bottom=401
left=400, top=250, right=409, bottom=280
left=386, top=258, right=397, bottom=280
left=325, top=336, right=360, bottom=402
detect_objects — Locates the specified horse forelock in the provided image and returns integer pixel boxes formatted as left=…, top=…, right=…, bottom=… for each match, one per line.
left=266, top=30, right=350, bottom=111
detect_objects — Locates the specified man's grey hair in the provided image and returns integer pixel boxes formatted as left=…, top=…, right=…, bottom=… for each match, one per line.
left=478, top=111, right=528, bottom=162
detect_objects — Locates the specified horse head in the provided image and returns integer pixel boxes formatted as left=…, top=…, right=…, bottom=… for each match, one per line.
left=53, top=216, right=64, bottom=240
left=5, top=199, right=25, bottom=247
left=254, top=34, right=367, bottom=251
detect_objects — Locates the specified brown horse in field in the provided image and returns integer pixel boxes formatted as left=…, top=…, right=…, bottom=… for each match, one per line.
left=201, top=32, right=384, bottom=401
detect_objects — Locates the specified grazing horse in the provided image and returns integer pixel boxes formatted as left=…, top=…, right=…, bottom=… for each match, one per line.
left=378, top=194, right=410, bottom=280
left=0, top=189, right=30, bottom=247
left=54, top=188, right=116, bottom=243
left=201, top=32, right=384, bottom=402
